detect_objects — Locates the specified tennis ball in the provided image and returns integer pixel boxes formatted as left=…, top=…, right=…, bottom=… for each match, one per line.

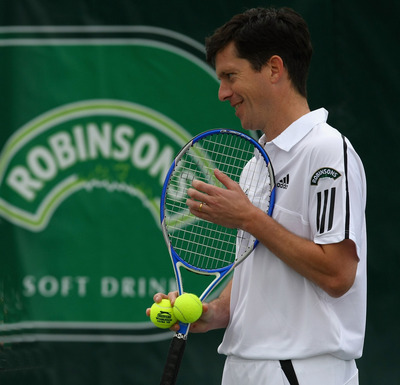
left=150, top=299, right=177, bottom=329
left=173, top=293, right=203, bottom=324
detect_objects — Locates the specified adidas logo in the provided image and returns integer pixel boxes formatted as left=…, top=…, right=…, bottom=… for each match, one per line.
left=277, top=174, right=290, bottom=189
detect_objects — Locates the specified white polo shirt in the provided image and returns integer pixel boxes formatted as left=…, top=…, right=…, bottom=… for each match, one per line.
left=218, top=108, right=367, bottom=361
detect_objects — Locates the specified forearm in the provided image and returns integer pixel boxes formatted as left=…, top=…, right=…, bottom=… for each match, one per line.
left=243, top=206, right=358, bottom=297
left=191, top=280, right=231, bottom=333
left=209, top=280, right=232, bottom=328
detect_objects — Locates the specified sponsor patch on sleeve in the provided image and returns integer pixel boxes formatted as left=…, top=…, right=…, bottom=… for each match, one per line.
left=311, top=167, right=341, bottom=186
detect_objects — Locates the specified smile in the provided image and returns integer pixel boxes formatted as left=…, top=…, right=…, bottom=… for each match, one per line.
left=233, top=102, right=243, bottom=111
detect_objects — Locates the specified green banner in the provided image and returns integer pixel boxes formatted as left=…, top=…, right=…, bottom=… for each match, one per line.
left=0, top=27, right=241, bottom=343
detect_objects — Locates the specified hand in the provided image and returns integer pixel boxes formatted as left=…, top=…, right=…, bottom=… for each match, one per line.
left=145, top=291, right=209, bottom=332
left=186, top=169, right=253, bottom=229
left=189, top=302, right=211, bottom=333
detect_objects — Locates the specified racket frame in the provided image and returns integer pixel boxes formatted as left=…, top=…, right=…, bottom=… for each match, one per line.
left=160, top=129, right=275, bottom=332
left=159, top=129, right=275, bottom=385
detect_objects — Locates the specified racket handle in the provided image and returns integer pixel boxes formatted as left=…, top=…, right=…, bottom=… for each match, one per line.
left=160, top=334, right=187, bottom=385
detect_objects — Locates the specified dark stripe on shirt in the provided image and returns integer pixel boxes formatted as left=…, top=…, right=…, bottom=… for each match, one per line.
left=342, top=135, right=350, bottom=239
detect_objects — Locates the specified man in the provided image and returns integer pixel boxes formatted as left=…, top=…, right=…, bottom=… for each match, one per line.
left=148, top=7, right=366, bottom=385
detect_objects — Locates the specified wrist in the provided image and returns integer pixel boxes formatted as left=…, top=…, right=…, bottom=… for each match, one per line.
left=241, top=204, right=263, bottom=234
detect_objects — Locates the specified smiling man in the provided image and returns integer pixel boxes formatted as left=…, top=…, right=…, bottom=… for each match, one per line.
left=149, top=7, right=367, bottom=385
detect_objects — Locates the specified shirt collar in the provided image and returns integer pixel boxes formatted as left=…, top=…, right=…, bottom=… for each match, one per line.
left=259, top=108, right=329, bottom=152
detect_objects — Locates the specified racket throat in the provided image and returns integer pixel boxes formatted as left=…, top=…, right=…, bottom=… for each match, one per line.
left=175, top=332, right=188, bottom=340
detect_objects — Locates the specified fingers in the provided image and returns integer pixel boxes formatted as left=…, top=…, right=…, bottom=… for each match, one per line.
left=187, top=188, right=208, bottom=206
left=186, top=168, right=250, bottom=228
left=153, top=291, right=179, bottom=305
left=153, top=293, right=167, bottom=303
left=190, top=169, right=235, bottom=195
left=186, top=169, right=235, bottom=211
left=213, top=168, right=236, bottom=189
left=146, top=291, right=178, bottom=317
left=146, top=291, right=181, bottom=331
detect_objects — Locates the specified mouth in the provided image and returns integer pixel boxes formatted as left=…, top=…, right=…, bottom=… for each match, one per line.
left=233, top=101, right=243, bottom=113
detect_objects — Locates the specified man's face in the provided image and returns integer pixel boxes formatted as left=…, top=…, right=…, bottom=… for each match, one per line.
left=215, top=42, right=272, bottom=133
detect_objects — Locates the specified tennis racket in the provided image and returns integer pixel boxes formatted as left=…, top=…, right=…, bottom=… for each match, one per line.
left=159, top=129, right=276, bottom=385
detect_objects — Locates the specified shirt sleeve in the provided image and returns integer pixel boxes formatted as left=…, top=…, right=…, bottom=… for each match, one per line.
left=308, top=135, right=366, bottom=249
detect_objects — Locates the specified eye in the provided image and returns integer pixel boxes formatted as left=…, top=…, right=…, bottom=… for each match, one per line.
left=217, top=71, right=235, bottom=82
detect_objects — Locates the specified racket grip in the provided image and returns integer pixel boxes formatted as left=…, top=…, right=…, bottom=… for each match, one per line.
left=160, top=334, right=187, bottom=385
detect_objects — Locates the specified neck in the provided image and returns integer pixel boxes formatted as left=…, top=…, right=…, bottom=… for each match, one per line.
left=263, top=93, right=310, bottom=142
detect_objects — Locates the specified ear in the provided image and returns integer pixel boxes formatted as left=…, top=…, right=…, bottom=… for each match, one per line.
left=267, top=55, right=285, bottom=84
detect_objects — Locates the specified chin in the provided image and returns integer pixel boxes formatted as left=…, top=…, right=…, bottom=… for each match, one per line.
left=239, top=119, right=249, bottom=130
left=239, top=118, right=254, bottom=132
left=240, top=124, right=255, bottom=132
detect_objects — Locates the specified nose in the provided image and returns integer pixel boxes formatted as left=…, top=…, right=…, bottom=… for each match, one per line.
left=218, top=81, right=233, bottom=102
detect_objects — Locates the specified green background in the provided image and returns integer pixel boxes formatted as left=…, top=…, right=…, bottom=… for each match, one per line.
left=0, top=0, right=399, bottom=384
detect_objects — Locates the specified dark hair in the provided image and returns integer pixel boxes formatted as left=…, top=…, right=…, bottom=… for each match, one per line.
left=205, top=7, right=313, bottom=97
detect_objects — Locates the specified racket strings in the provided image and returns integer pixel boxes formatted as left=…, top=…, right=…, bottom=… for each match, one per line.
left=166, top=212, right=236, bottom=269
left=164, top=132, right=273, bottom=271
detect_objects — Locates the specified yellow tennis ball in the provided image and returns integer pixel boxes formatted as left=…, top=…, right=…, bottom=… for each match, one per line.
left=173, top=293, right=203, bottom=324
left=150, top=299, right=177, bottom=329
